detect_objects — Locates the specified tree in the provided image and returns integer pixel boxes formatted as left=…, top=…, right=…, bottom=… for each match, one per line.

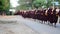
left=32, top=0, right=47, bottom=9
left=16, top=0, right=32, bottom=10
left=0, top=0, right=10, bottom=15
left=16, top=0, right=54, bottom=10
left=32, top=0, right=54, bottom=9
left=46, top=0, right=53, bottom=8
left=55, top=0, right=60, bottom=8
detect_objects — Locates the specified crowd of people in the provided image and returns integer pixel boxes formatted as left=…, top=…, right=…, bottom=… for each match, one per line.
left=14, top=7, right=60, bottom=27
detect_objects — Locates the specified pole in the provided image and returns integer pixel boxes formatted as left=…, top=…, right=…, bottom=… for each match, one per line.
left=53, top=0, right=54, bottom=8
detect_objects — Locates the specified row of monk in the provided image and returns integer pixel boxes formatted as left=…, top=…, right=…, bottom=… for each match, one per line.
left=14, top=8, right=60, bottom=27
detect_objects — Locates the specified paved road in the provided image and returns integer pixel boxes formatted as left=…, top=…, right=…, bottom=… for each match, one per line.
left=17, top=16, right=60, bottom=34
left=0, top=16, right=39, bottom=34
left=0, top=15, right=60, bottom=34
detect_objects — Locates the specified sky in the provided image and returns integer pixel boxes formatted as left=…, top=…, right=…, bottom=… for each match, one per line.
left=10, top=0, right=19, bottom=7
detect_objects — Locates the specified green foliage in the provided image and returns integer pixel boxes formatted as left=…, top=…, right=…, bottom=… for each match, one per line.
left=0, top=0, right=10, bottom=11
left=32, top=0, right=47, bottom=9
left=16, top=4, right=31, bottom=10
left=17, top=0, right=59, bottom=10
left=16, top=0, right=32, bottom=10
left=46, top=0, right=53, bottom=8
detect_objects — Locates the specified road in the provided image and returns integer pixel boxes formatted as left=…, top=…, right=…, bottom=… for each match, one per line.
left=0, top=16, right=39, bottom=34
left=0, top=15, right=60, bottom=34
